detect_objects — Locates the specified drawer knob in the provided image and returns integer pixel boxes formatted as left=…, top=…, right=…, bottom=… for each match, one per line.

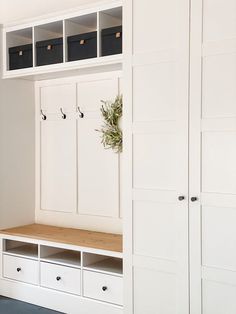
left=17, top=267, right=21, bottom=272
left=102, top=286, right=108, bottom=292
left=191, top=197, right=198, bottom=202
left=178, top=196, right=185, bottom=201
left=56, top=276, right=61, bottom=281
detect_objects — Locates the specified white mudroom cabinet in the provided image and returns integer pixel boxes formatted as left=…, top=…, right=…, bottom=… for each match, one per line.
left=123, top=0, right=236, bottom=313
left=36, top=73, right=122, bottom=232
left=0, top=0, right=235, bottom=313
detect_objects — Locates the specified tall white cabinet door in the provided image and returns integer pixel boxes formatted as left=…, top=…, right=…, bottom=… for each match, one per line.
left=40, top=119, right=77, bottom=213
left=40, top=83, right=77, bottom=213
left=190, top=1, right=236, bottom=313
left=123, top=1, right=190, bottom=314
left=77, top=78, right=120, bottom=218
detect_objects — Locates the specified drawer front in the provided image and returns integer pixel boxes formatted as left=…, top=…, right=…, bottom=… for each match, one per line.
left=41, top=262, right=81, bottom=295
left=3, top=255, right=39, bottom=285
left=83, top=271, right=123, bottom=305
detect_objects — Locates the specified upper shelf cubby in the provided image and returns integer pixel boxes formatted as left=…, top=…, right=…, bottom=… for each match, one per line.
left=99, top=7, right=122, bottom=57
left=65, top=13, right=98, bottom=62
left=6, top=28, right=33, bottom=71
left=3, top=1, right=123, bottom=80
left=35, top=21, right=64, bottom=67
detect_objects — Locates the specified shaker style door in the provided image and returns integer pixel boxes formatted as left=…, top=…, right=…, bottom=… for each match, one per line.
left=123, top=0, right=190, bottom=313
left=77, top=78, right=120, bottom=218
left=40, top=84, right=77, bottom=213
left=190, top=1, right=236, bottom=313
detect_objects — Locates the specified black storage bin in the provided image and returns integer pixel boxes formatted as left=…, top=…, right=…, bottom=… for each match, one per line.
left=101, top=26, right=122, bottom=56
left=36, top=38, right=63, bottom=66
left=67, top=31, right=97, bottom=62
left=9, top=44, right=33, bottom=70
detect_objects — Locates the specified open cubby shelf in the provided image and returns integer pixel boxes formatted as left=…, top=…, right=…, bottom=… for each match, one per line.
left=3, top=3, right=122, bottom=79
left=84, top=257, right=123, bottom=275
left=40, top=246, right=81, bottom=268
left=83, top=252, right=123, bottom=276
left=3, top=240, right=38, bottom=259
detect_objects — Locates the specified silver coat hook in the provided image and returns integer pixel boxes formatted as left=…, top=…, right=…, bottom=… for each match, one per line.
left=60, top=108, right=66, bottom=120
left=40, top=109, right=47, bottom=121
left=77, top=106, right=84, bottom=118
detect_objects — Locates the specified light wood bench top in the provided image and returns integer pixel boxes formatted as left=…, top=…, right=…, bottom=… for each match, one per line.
left=0, top=224, right=123, bottom=253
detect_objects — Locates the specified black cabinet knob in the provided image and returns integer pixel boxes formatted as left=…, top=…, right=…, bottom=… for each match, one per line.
left=178, top=196, right=185, bottom=201
left=191, top=197, right=198, bottom=202
left=102, top=286, right=108, bottom=291
left=17, top=267, right=21, bottom=272
left=56, top=276, right=61, bottom=281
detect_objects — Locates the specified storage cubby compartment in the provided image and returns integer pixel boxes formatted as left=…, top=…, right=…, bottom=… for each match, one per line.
left=40, top=245, right=81, bottom=267
left=83, top=253, right=123, bottom=276
left=35, top=21, right=63, bottom=66
left=99, top=7, right=122, bottom=57
left=65, top=13, right=97, bottom=62
left=7, top=28, right=33, bottom=70
left=3, top=239, right=38, bottom=259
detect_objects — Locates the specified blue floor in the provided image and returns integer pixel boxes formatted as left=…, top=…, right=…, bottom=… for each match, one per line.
left=0, top=296, right=64, bottom=314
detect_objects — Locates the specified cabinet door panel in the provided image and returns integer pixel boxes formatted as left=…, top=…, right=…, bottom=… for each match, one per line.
left=133, top=201, right=176, bottom=260
left=133, top=0, right=175, bottom=54
left=41, top=120, right=77, bottom=213
left=78, top=79, right=118, bottom=112
left=134, top=267, right=176, bottom=314
left=190, top=0, right=236, bottom=312
left=77, top=115, right=119, bottom=217
left=77, top=79, right=120, bottom=218
left=202, top=132, right=236, bottom=194
left=202, top=54, right=236, bottom=119
left=41, top=83, right=76, bottom=114
left=203, top=0, right=236, bottom=41
left=133, top=133, right=176, bottom=190
left=124, top=0, right=190, bottom=313
left=202, top=280, right=236, bottom=314
left=133, top=62, right=176, bottom=122
left=202, top=206, right=236, bottom=271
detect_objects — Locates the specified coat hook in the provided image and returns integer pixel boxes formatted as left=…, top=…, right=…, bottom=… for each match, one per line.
left=77, top=106, right=84, bottom=118
left=40, top=109, right=47, bottom=121
left=60, top=108, right=67, bottom=120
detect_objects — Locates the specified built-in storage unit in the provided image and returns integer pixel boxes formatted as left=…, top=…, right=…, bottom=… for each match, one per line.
left=36, top=72, right=122, bottom=233
left=0, top=224, right=123, bottom=313
left=2, top=2, right=123, bottom=79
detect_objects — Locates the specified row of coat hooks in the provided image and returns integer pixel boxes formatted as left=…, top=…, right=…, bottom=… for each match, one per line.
left=40, top=107, right=84, bottom=120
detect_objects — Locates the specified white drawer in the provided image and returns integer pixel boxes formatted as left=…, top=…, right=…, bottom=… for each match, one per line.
left=83, top=270, right=123, bottom=305
left=3, top=254, right=39, bottom=285
left=40, top=262, right=81, bottom=295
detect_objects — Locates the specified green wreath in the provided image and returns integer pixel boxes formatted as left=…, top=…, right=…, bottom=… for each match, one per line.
left=97, top=95, right=123, bottom=153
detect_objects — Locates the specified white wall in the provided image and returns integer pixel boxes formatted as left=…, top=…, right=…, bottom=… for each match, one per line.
left=0, top=0, right=96, bottom=24
left=0, top=29, right=35, bottom=229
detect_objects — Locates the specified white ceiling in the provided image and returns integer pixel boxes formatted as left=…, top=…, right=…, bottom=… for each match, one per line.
left=0, top=0, right=96, bottom=24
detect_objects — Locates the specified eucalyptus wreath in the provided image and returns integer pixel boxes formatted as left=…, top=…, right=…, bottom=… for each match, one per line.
left=97, top=95, right=123, bottom=153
